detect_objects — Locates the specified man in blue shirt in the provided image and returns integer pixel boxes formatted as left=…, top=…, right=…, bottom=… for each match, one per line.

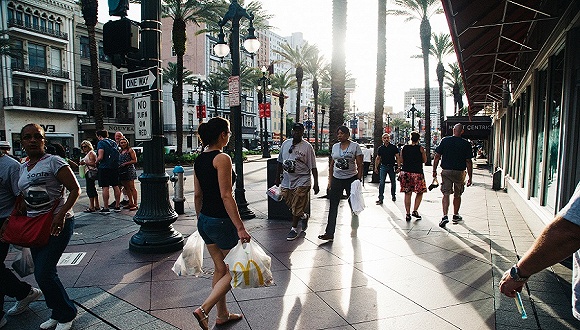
left=432, top=124, right=473, bottom=227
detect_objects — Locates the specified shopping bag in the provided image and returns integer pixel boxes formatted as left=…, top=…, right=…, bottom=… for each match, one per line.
left=12, top=247, right=34, bottom=277
left=224, top=240, right=274, bottom=289
left=79, top=164, right=86, bottom=179
left=266, top=185, right=283, bottom=201
left=172, top=231, right=204, bottom=277
left=349, top=179, right=365, bottom=215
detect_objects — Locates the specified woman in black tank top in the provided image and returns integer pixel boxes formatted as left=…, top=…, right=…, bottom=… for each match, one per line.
left=192, top=118, right=250, bottom=330
left=399, top=132, right=428, bottom=222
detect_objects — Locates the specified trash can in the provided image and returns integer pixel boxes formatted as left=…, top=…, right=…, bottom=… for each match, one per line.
left=492, top=167, right=502, bottom=191
left=267, top=159, right=292, bottom=220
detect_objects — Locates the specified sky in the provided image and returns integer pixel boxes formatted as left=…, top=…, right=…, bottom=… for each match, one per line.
left=98, top=0, right=457, bottom=115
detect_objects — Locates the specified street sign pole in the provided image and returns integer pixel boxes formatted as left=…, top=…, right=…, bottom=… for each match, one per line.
left=129, top=0, right=183, bottom=253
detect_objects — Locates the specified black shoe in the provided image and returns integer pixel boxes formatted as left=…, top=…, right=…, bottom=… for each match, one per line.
left=286, top=230, right=299, bottom=241
left=428, top=183, right=439, bottom=191
left=376, top=200, right=383, bottom=205
left=452, top=214, right=463, bottom=223
left=412, top=211, right=422, bottom=220
left=405, top=214, right=411, bottom=221
left=392, top=196, right=396, bottom=201
left=439, top=215, right=449, bottom=228
left=108, top=201, right=116, bottom=208
left=120, top=200, right=129, bottom=206
left=318, top=234, right=334, bottom=241
left=99, top=208, right=110, bottom=215
left=113, top=206, right=122, bottom=213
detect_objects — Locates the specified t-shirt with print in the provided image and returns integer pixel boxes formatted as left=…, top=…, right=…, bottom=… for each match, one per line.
left=0, top=154, right=21, bottom=218
left=556, top=181, right=580, bottom=321
left=19, top=154, right=75, bottom=218
left=331, top=141, right=363, bottom=179
left=96, top=138, right=120, bottom=169
left=277, top=139, right=317, bottom=189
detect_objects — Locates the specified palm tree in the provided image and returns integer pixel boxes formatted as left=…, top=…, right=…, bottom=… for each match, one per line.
left=430, top=32, right=453, bottom=130
left=317, top=90, right=331, bottom=147
left=274, top=41, right=318, bottom=123
left=80, top=0, right=103, bottom=130
left=270, top=71, right=296, bottom=142
left=163, top=62, right=196, bottom=152
left=445, top=62, right=466, bottom=116
left=329, top=0, right=347, bottom=149
left=374, top=0, right=387, bottom=154
left=304, top=50, right=329, bottom=151
left=389, top=0, right=442, bottom=165
left=161, top=0, right=222, bottom=155
left=205, top=72, right=228, bottom=117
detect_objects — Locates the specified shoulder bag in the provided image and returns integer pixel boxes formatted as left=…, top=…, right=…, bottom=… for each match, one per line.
left=1, top=196, right=60, bottom=248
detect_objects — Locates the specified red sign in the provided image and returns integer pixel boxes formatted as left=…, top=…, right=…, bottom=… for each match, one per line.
left=264, top=103, right=271, bottom=118
left=385, top=126, right=391, bottom=133
left=258, top=103, right=265, bottom=118
left=196, top=105, right=206, bottom=119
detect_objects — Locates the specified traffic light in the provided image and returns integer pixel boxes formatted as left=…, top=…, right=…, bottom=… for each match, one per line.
left=103, top=18, right=140, bottom=69
left=108, top=0, right=129, bottom=17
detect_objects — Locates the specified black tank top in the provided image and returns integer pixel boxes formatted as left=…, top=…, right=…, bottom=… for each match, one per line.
left=401, top=144, right=424, bottom=174
left=194, top=150, right=236, bottom=218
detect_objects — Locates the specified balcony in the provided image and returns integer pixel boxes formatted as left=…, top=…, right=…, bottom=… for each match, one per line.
left=7, top=19, right=68, bottom=40
left=3, top=97, right=81, bottom=111
left=12, top=62, right=69, bottom=79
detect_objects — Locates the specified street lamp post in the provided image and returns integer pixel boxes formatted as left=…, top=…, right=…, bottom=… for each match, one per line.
left=320, top=107, right=326, bottom=148
left=194, top=78, right=206, bottom=124
left=407, top=97, right=418, bottom=131
left=130, top=0, right=183, bottom=253
left=257, top=66, right=271, bottom=158
left=351, top=104, right=357, bottom=140
left=214, top=0, right=260, bottom=220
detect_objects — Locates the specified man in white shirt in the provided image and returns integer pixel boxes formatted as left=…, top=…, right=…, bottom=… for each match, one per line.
left=362, top=144, right=373, bottom=183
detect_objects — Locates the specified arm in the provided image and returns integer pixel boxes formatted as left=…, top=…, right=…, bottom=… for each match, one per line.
left=395, top=152, right=401, bottom=173
left=274, top=162, right=283, bottom=186
left=96, top=148, right=104, bottom=164
left=193, top=171, right=203, bottom=218
left=374, top=155, right=381, bottom=173
left=328, top=157, right=334, bottom=188
left=214, top=154, right=250, bottom=242
left=122, top=149, right=138, bottom=166
left=432, top=153, right=441, bottom=176
left=499, top=216, right=580, bottom=297
left=420, top=146, right=427, bottom=164
left=466, top=158, right=473, bottom=186
left=356, top=154, right=363, bottom=180
left=53, top=166, right=80, bottom=236
left=312, top=168, right=319, bottom=194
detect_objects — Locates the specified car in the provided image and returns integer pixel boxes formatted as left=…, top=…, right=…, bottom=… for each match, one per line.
left=133, top=143, right=176, bottom=155
left=269, top=145, right=280, bottom=151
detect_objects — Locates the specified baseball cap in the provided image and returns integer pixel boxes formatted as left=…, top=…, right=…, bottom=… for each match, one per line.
left=292, top=123, right=305, bottom=130
left=0, top=141, right=10, bottom=149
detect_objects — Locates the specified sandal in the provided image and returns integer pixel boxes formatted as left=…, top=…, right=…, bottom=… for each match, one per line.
left=193, top=307, right=209, bottom=330
left=83, top=208, right=96, bottom=213
left=412, top=211, right=422, bottom=220
left=216, top=312, right=243, bottom=326
left=405, top=214, right=411, bottom=221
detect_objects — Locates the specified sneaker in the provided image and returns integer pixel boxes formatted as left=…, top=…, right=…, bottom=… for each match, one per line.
left=412, top=211, right=422, bottom=220
left=108, top=201, right=116, bottom=208
left=375, top=200, right=383, bottom=205
left=300, top=213, right=309, bottom=231
left=99, top=208, right=110, bottom=215
left=113, top=206, right=121, bottom=213
left=286, top=230, right=299, bottom=241
left=55, top=321, right=73, bottom=330
left=0, top=317, right=7, bottom=328
left=405, top=214, right=412, bottom=221
left=317, top=234, right=334, bottom=241
left=439, top=215, right=449, bottom=228
left=120, top=200, right=129, bottom=206
left=452, top=214, right=463, bottom=223
left=40, top=318, right=58, bottom=329
left=6, top=287, right=43, bottom=315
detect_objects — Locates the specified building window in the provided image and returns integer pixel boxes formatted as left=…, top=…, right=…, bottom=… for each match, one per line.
left=12, top=78, right=25, bottom=104
left=116, top=73, right=123, bottom=91
left=30, top=80, right=48, bottom=108
left=28, top=43, right=46, bottom=71
left=11, top=39, right=23, bottom=69
left=171, top=46, right=176, bottom=57
left=24, top=13, right=31, bottom=27
left=100, top=68, right=111, bottom=89
left=82, top=94, right=93, bottom=116
left=116, top=98, right=129, bottom=118
left=52, top=84, right=64, bottom=108
left=98, top=42, right=110, bottom=62
left=80, top=36, right=90, bottom=58
left=80, top=65, right=91, bottom=86
left=103, top=96, right=113, bottom=118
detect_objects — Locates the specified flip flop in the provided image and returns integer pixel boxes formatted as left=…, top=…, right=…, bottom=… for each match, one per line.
left=216, top=313, right=243, bottom=326
left=83, top=208, right=96, bottom=213
left=193, top=307, right=208, bottom=330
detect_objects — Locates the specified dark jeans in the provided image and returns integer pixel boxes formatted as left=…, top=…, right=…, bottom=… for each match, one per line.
left=363, top=162, right=371, bottom=177
left=85, top=177, right=98, bottom=198
left=0, top=218, right=32, bottom=319
left=31, top=217, right=77, bottom=323
left=325, top=176, right=359, bottom=236
left=378, top=164, right=396, bottom=201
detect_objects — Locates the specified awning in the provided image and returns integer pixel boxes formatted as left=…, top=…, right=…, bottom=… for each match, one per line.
left=45, top=133, right=74, bottom=139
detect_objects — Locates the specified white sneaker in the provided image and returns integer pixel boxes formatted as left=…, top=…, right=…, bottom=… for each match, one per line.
left=0, top=317, right=7, bottom=328
left=6, top=287, right=43, bottom=315
left=55, top=321, right=73, bottom=330
left=40, top=318, right=58, bottom=329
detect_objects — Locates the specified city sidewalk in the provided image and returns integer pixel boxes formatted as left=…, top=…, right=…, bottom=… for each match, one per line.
left=2, top=158, right=580, bottom=329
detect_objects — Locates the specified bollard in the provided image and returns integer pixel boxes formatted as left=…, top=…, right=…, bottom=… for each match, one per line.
left=170, top=165, right=186, bottom=214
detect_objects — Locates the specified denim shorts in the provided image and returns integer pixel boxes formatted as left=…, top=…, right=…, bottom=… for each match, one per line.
left=197, top=213, right=239, bottom=250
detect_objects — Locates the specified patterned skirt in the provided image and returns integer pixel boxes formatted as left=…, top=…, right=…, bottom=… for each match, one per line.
left=399, top=171, right=427, bottom=193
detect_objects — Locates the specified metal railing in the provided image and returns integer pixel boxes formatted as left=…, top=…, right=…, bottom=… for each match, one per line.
left=2, top=97, right=81, bottom=111
left=11, top=62, right=69, bottom=79
left=7, top=19, right=68, bottom=40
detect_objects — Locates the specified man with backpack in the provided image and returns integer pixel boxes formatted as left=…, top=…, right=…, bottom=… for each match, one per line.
left=95, top=130, right=121, bottom=214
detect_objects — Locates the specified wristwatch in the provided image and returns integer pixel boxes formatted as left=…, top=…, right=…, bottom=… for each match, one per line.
left=509, top=265, right=529, bottom=282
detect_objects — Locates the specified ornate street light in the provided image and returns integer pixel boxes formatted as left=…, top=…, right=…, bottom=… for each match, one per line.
left=407, top=97, right=418, bottom=131
left=214, top=0, right=260, bottom=220
left=194, top=78, right=206, bottom=124
left=257, top=66, right=271, bottom=158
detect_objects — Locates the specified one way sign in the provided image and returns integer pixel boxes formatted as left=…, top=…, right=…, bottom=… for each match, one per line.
left=122, top=67, right=157, bottom=94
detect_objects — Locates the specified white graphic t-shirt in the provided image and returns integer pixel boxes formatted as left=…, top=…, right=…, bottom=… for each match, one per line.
left=331, top=141, right=363, bottom=179
left=277, top=139, right=317, bottom=189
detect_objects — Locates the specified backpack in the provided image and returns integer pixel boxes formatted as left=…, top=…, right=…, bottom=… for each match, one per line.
left=101, top=139, right=120, bottom=168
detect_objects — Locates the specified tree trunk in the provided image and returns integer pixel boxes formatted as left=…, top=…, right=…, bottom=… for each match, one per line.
left=420, top=18, right=431, bottom=165
left=173, top=18, right=186, bottom=155
left=437, top=61, right=445, bottom=131
left=295, top=65, right=303, bottom=122
left=313, top=78, right=319, bottom=151
left=279, top=92, right=285, bottom=142
left=82, top=0, right=103, bottom=130
left=329, top=0, right=347, bottom=150
left=374, top=0, right=386, bottom=154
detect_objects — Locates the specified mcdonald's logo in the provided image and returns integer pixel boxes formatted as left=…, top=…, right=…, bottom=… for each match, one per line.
left=231, top=259, right=264, bottom=287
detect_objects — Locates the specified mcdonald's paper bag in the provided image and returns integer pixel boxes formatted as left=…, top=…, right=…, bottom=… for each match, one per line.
left=224, top=240, right=274, bottom=289
left=172, top=231, right=204, bottom=277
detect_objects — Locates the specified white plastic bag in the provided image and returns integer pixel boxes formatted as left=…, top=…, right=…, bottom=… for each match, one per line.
left=172, top=231, right=204, bottom=277
left=224, top=240, right=274, bottom=289
left=267, top=185, right=283, bottom=201
left=349, top=179, right=365, bottom=215
left=12, top=247, right=34, bottom=277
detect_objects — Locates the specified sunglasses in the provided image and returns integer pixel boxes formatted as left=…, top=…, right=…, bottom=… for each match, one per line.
left=81, top=145, right=88, bottom=148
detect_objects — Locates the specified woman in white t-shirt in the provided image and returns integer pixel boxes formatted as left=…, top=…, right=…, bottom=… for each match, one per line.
left=79, top=140, right=100, bottom=212
left=319, top=126, right=363, bottom=241
left=19, top=123, right=80, bottom=330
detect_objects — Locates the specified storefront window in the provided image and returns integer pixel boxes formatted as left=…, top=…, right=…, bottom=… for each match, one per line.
left=532, top=70, right=547, bottom=198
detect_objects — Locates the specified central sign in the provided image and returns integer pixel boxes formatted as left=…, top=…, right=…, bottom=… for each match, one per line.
left=134, top=95, right=152, bottom=141
left=123, top=67, right=157, bottom=94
